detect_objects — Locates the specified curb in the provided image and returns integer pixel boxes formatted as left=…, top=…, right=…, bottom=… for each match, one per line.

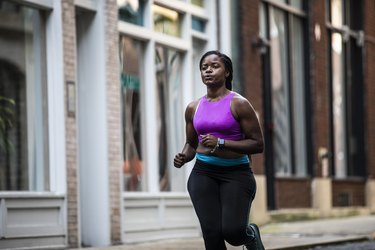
left=266, top=236, right=370, bottom=250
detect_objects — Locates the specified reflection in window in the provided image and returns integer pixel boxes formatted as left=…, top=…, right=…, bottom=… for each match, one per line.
left=153, top=5, right=181, bottom=37
left=331, top=33, right=346, bottom=178
left=270, top=8, right=292, bottom=176
left=291, top=16, right=307, bottom=176
left=191, top=0, right=204, bottom=7
left=290, top=0, right=302, bottom=9
left=330, top=0, right=343, bottom=27
left=272, top=0, right=287, bottom=4
left=120, top=36, right=144, bottom=191
left=192, top=16, right=205, bottom=32
left=155, top=45, right=183, bottom=191
left=259, top=3, right=267, bottom=38
left=118, top=0, right=145, bottom=25
left=0, top=1, right=48, bottom=191
left=193, top=39, right=206, bottom=98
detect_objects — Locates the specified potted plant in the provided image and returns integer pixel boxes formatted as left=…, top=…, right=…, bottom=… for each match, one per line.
left=0, top=96, right=15, bottom=151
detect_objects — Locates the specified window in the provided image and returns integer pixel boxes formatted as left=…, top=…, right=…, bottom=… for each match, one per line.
left=118, top=0, right=146, bottom=25
left=192, top=39, right=207, bottom=98
left=155, top=45, right=183, bottom=191
left=153, top=5, right=182, bottom=37
left=260, top=1, right=308, bottom=177
left=191, top=0, right=204, bottom=7
left=326, top=0, right=365, bottom=178
left=192, top=16, right=206, bottom=32
left=120, top=36, right=145, bottom=191
left=0, top=1, right=48, bottom=191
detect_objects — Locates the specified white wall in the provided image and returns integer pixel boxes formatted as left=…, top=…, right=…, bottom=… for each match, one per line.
left=76, top=6, right=111, bottom=246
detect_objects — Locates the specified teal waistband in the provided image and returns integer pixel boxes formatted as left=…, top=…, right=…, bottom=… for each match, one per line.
left=196, top=153, right=250, bottom=167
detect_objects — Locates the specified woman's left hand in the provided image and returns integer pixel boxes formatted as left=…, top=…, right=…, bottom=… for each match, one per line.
left=200, top=134, right=217, bottom=148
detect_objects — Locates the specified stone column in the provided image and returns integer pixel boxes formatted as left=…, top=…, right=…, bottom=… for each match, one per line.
left=312, top=177, right=332, bottom=217
left=366, top=179, right=375, bottom=213
left=250, top=175, right=270, bottom=225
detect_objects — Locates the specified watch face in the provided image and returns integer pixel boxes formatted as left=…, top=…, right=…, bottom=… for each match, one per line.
left=219, top=139, right=224, bottom=146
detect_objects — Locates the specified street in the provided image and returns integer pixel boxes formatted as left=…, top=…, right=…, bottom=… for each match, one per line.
left=310, top=240, right=375, bottom=250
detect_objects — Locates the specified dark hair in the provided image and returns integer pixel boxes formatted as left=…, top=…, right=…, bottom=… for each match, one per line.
left=199, top=50, right=233, bottom=90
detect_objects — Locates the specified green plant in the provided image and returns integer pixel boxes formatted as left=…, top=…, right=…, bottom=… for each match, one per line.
left=0, top=96, right=15, bottom=151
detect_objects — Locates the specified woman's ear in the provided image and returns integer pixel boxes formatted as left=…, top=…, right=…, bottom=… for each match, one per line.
left=225, top=71, right=229, bottom=77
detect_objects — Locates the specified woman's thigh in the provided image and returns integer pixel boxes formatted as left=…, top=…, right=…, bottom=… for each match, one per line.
left=220, top=170, right=256, bottom=244
left=187, top=170, right=222, bottom=225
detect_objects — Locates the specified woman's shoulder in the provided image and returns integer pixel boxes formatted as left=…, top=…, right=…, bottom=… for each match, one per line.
left=186, top=98, right=201, bottom=110
left=231, top=92, right=251, bottom=106
left=230, top=92, right=256, bottom=117
left=185, top=97, right=202, bottom=117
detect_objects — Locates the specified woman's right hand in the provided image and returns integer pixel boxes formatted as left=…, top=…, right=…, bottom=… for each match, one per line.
left=174, top=153, right=186, bottom=168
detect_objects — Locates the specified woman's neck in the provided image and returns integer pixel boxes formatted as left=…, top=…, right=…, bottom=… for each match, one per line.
left=206, top=87, right=230, bottom=101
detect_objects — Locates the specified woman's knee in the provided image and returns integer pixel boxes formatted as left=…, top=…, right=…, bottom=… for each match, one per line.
left=222, top=226, right=244, bottom=246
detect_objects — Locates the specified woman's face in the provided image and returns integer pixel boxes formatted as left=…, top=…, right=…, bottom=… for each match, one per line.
left=200, top=54, right=228, bottom=87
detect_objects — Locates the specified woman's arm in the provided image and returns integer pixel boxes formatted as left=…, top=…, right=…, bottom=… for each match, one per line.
left=222, top=95, right=264, bottom=155
left=174, top=101, right=199, bottom=168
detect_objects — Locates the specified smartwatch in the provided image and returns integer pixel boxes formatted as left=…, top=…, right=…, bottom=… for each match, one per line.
left=218, top=138, right=225, bottom=149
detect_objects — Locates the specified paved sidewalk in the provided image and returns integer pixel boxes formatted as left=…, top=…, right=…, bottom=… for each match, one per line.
left=70, top=215, right=375, bottom=250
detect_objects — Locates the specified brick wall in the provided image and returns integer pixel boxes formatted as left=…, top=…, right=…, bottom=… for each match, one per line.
left=236, top=0, right=374, bottom=210
left=61, top=0, right=80, bottom=247
left=364, top=0, right=375, bottom=179
left=332, top=180, right=366, bottom=207
left=237, top=0, right=265, bottom=175
left=309, top=0, right=329, bottom=178
left=275, top=178, right=311, bottom=208
left=104, top=0, right=123, bottom=244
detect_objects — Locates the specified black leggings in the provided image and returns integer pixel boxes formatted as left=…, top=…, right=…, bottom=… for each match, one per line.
left=188, top=160, right=257, bottom=250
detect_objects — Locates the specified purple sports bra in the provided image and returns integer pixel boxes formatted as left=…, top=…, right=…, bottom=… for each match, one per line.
left=193, top=92, right=244, bottom=143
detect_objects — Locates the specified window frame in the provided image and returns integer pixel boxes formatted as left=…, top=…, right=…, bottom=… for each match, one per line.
left=326, top=0, right=366, bottom=178
left=260, top=0, right=311, bottom=178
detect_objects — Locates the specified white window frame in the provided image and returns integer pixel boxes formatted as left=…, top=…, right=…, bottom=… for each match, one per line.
left=45, top=1, right=66, bottom=194
left=0, top=0, right=66, bottom=194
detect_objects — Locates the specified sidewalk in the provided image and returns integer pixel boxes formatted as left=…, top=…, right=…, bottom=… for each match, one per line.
left=70, top=215, right=375, bottom=250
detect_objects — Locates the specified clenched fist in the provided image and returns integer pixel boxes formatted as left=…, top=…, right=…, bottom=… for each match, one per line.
left=174, top=153, right=186, bottom=168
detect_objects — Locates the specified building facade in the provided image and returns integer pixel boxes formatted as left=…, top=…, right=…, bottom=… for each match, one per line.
left=235, top=0, right=375, bottom=212
left=0, top=0, right=374, bottom=249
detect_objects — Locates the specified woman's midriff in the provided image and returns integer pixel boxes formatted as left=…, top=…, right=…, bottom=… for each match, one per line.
left=196, top=144, right=246, bottom=158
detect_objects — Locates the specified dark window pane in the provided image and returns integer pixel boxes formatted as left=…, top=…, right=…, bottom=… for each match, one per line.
left=118, top=0, right=145, bottom=26
left=192, top=16, right=205, bottom=32
left=290, top=17, right=307, bottom=176
left=0, top=1, right=48, bottom=191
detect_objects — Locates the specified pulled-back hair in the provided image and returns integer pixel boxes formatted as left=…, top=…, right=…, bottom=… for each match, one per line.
left=199, top=50, right=233, bottom=91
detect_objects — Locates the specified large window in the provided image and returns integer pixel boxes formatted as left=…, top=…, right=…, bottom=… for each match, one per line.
left=118, top=0, right=214, bottom=193
left=0, top=1, right=48, bottom=191
left=120, top=36, right=144, bottom=191
left=260, top=1, right=308, bottom=177
left=326, top=0, right=365, bottom=178
left=155, top=45, right=183, bottom=191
